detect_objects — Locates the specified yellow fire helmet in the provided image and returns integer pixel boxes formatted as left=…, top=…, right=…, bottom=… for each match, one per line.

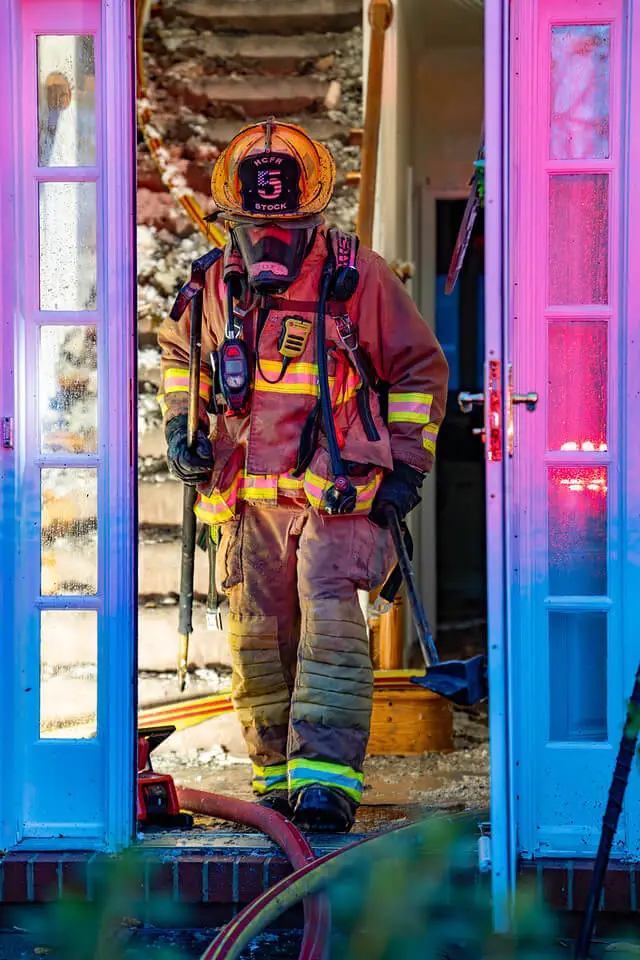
left=210, top=118, right=336, bottom=222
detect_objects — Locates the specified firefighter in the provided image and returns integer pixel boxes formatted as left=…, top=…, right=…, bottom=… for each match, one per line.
left=158, top=119, right=448, bottom=833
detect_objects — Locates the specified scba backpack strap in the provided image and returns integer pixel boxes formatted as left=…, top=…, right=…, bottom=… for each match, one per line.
left=325, top=229, right=381, bottom=443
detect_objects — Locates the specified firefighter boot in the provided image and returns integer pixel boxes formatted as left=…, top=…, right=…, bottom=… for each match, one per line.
left=254, top=790, right=292, bottom=818
left=292, top=785, right=357, bottom=833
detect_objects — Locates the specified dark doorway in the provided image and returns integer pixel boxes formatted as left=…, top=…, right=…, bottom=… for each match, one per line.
left=435, top=199, right=486, bottom=660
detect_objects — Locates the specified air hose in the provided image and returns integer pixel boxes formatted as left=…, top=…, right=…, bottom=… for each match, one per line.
left=176, top=787, right=330, bottom=960
left=199, top=821, right=422, bottom=960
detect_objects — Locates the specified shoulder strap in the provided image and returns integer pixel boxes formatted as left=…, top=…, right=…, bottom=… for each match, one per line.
left=326, top=227, right=360, bottom=301
left=170, top=247, right=223, bottom=322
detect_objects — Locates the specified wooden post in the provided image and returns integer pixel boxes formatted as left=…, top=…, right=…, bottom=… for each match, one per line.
left=357, top=0, right=394, bottom=247
left=378, top=592, right=405, bottom=669
left=357, top=0, right=404, bottom=669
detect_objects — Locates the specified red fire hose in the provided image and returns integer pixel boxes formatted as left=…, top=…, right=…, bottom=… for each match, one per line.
left=176, top=787, right=330, bottom=960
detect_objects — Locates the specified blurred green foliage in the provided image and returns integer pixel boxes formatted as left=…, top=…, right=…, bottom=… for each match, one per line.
left=15, top=815, right=640, bottom=958
left=17, top=849, right=190, bottom=959
left=325, top=816, right=636, bottom=960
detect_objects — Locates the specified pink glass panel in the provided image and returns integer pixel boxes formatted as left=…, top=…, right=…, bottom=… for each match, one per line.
left=548, top=467, right=607, bottom=596
left=550, top=25, right=611, bottom=160
left=548, top=174, right=609, bottom=305
left=548, top=321, right=607, bottom=452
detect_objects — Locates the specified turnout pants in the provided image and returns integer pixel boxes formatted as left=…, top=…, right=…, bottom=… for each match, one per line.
left=216, top=502, right=394, bottom=804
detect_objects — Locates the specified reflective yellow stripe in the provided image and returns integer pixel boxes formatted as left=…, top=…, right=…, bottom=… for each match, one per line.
left=259, top=360, right=317, bottom=376
left=389, top=392, right=433, bottom=404
left=254, top=360, right=358, bottom=404
left=388, top=391, right=432, bottom=425
left=288, top=759, right=363, bottom=802
left=303, top=469, right=382, bottom=514
left=303, top=470, right=329, bottom=510
left=253, top=762, right=287, bottom=779
left=195, top=472, right=242, bottom=525
left=252, top=762, right=288, bottom=794
left=240, top=474, right=278, bottom=503
left=278, top=474, right=305, bottom=493
left=256, top=380, right=319, bottom=396
left=389, top=411, right=431, bottom=424
left=422, top=422, right=439, bottom=454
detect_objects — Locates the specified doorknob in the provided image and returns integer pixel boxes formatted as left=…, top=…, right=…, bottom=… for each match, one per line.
left=458, top=391, right=484, bottom=414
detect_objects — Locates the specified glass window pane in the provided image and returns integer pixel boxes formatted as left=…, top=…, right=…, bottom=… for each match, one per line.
left=548, top=321, right=607, bottom=452
left=548, top=467, right=607, bottom=596
left=548, top=174, right=609, bottom=306
left=40, top=610, right=97, bottom=739
left=38, top=35, right=96, bottom=167
left=42, top=468, right=97, bottom=596
left=549, top=612, right=607, bottom=741
left=39, top=181, right=97, bottom=311
left=550, top=25, right=611, bottom=160
left=40, top=326, right=97, bottom=454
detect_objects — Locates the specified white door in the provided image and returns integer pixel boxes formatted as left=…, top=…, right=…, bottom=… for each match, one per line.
left=508, top=0, right=640, bottom=861
left=0, top=0, right=136, bottom=851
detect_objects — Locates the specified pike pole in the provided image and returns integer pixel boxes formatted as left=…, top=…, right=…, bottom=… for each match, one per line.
left=177, top=286, right=204, bottom=691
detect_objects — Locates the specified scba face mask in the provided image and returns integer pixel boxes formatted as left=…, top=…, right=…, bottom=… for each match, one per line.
left=231, top=223, right=316, bottom=294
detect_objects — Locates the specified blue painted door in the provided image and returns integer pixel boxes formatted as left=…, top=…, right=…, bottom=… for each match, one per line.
left=509, top=0, right=640, bottom=859
left=0, top=0, right=136, bottom=851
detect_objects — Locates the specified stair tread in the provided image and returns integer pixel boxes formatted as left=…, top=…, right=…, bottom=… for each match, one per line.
left=171, top=0, right=362, bottom=35
left=200, top=116, right=351, bottom=146
left=182, top=33, right=338, bottom=62
left=186, top=74, right=330, bottom=97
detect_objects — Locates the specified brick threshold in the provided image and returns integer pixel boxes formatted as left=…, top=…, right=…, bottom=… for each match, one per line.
left=0, top=832, right=356, bottom=905
left=1, top=845, right=640, bottom=913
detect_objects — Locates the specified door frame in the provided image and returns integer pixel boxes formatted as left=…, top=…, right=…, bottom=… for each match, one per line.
left=1, top=0, right=137, bottom=852
left=0, top=0, right=19, bottom=855
left=485, top=0, right=515, bottom=929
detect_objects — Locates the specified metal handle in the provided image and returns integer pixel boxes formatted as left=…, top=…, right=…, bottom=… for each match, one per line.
left=458, top=391, right=484, bottom=414
left=512, top=392, right=538, bottom=412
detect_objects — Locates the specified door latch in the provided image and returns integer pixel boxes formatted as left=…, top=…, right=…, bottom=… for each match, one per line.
left=457, top=363, right=502, bottom=461
left=2, top=417, right=14, bottom=449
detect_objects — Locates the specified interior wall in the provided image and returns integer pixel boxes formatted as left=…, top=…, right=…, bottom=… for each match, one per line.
left=370, top=0, right=413, bottom=262
left=365, top=0, right=483, bottom=648
left=412, top=45, right=484, bottom=318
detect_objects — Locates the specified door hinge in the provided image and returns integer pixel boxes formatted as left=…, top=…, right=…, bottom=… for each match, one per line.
left=2, top=417, right=14, bottom=449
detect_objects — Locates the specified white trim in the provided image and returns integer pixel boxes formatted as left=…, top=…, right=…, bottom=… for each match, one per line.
left=0, top=0, right=20, bottom=854
left=100, top=0, right=137, bottom=851
left=2, top=0, right=136, bottom=852
left=485, top=0, right=514, bottom=930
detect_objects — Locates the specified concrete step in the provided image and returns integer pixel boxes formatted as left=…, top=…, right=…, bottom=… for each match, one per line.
left=139, top=534, right=210, bottom=598
left=139, top=423, right=166, bottom=460
left=173, top=74, right=331, bottom=118
left=139, top=475, right=183, bottom=527
left=139, top=603, right=233, bottom=671
left=170, top=0, right=362, bottom=36
left=199, top=115, right=352, bottom=148
left=36, top=603, right=233, bottom=673
left=181, top=32, right=337, bottom=75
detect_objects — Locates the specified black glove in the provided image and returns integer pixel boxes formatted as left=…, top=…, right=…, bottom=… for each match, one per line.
left=369, top=460, right=424, bottom=528
left=165, top=413, right=214, bottom=486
